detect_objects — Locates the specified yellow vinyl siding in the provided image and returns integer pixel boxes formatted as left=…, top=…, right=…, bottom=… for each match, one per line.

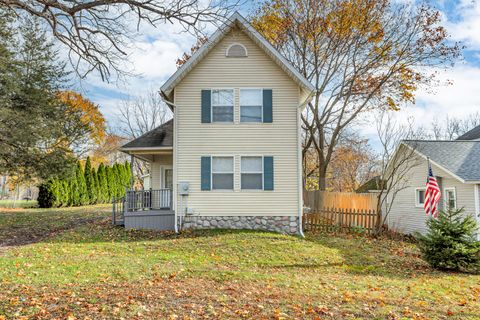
left=174, top=27, right=300, bottom=217
left=150, top=154, right=173, bottom=189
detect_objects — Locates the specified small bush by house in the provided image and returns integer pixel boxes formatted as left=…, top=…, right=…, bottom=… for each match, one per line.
left=416, top=208, right=480, bottom=273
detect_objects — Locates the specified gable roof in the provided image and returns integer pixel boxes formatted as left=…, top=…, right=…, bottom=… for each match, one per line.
left=160, top=12, right=315, bottom=98
left=121, top=119, right=173, bottom=150
left=457, top=125, right=480, bottom=140
left=402, top=140, right=480, bottom=183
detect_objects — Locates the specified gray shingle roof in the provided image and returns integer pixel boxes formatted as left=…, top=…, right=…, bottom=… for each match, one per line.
left=457, top=125, right=480, bottom=140
left=121, top=119, right=173, bottom=149
left=403, top=140, right=480, bottom=182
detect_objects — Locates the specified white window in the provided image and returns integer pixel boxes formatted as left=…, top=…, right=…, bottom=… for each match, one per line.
left=212, top=89, right=234, bottom=122
left=212, top=157, right=234, bottom=190
left=240, top=89, right=262, bottom=123
left=241, top=156, right=263, bottom=190
left=444, top=188, right=457, bottom=210
left=415, top=188, right=426, bottom=207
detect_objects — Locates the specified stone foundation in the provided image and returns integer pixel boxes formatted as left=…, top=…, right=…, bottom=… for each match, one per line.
left=181, top=215, right=300, bottom=235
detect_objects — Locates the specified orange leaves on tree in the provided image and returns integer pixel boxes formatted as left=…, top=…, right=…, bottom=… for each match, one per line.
left=58, top=90, right=106, bottom=144
left=324, top=0, right=387, bottom=42
left=251, top=2, right=291, bottom=47
left=175, top=37, right=208, bottom=68
left=90, top=134, right=126, bottom=166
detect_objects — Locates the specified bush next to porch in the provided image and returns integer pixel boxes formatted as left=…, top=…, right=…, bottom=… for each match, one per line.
left=38, top=158, right=132, bottom=208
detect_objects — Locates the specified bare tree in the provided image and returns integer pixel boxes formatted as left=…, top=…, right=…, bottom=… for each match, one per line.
left=252, top=0, right=460, bottom=190
left=116, top=89, right=172, bottom=186
left=430, top=112, right=480, bottom=140
left=374, top=110, right=425, bottom=233
left=1, top=0, right=238, bottom=80
left=117, top=89, right=171, bottom=139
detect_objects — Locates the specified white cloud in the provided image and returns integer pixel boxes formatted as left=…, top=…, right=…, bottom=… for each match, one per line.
left=356, top=63, right=480, bottom=147
left=415, top=66, right=480, bottom=112
left=80, top=20, right=196, bottom=119
left=129, top=40, right=183, bottom=79
left=443, top=0, right=480, bottom=49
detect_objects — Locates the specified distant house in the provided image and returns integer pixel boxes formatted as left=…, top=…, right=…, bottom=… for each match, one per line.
left=386, top=126, right=480, bottom=235
left=457, top=125, right=480, bottom=141
left=0, top=176, right=37, bottom=201
left=117, top=12, right=315, bottom=234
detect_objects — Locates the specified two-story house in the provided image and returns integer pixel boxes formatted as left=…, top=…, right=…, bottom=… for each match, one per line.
left=117, top=12, right=315, bottom=234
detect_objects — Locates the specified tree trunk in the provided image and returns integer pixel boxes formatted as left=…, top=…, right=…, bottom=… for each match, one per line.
left=317, top=164, right=328, bottom=191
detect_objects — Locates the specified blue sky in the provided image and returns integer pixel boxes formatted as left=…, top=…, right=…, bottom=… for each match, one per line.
left=77, top=0, right=480, bottom=137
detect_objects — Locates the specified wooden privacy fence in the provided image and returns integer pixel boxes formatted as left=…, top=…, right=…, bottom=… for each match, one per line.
left=303, top=207, right=379, bottom=234
left=304, top=190, right=378, bottom=211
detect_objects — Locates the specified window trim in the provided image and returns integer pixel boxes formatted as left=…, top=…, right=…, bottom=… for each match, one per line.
left=444, top=187, right=457, bottom=210
left=211, top=156, right=234, bottom=191
left=240, top=155, right=264, bottom=191
left=240, top=88, right=263, bottom=123
left=211, top=88, right=234, bottom=123
left=225, top=42, right=248, bottom=57
left=415, top=187, right=426, bottom=208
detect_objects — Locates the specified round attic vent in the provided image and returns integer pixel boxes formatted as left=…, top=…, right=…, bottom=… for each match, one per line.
left=226, top=43, right=248, bottom=57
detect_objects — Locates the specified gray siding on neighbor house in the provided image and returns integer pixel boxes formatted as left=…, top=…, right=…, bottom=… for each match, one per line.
left=387, top=154, right=477, bottom=235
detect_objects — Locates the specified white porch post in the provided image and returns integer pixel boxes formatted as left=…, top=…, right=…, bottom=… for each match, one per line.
left=130, top=154, right=134, bottom=190
left=474, top=184, right=480, bottom=240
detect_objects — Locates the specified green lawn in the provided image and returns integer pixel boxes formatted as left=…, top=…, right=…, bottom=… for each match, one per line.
left=0, top=206, right=479, bottom=319
left=0, top=199, right=37, bottom=209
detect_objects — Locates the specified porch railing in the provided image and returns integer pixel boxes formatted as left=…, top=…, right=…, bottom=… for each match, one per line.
left=125, top=189, right=172, bottom=211
left=112, top=196, right=125, bottom=225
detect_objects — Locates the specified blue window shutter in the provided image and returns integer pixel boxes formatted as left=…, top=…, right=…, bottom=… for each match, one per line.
left=264, top=156, right=274, bottom=190
left=201, top=90, right=211, bottom=123
left=201, top=156, right=211, bottom=190
left=263, top=89, right=272, bottom=123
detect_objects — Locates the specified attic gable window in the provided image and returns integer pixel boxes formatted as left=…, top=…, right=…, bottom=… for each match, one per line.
left=226, top=43, right=247, bottom=57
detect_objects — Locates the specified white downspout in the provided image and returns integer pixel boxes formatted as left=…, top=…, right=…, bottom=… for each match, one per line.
left=296, top=89, right=316, bottom=237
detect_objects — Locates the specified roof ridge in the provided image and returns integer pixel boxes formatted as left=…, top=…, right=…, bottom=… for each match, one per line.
left=160, top=11, right=315, bottom=97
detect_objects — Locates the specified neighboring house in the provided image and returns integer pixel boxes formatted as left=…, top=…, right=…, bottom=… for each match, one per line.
left=457, top=125, right=480, bottom=141
left=0, top=176, right=38, bottom=201
left=356, top=176, right=384, bottom=193
left=118, top=12, right=315, bottom=234
left=386, top=135, right=480, bottom=235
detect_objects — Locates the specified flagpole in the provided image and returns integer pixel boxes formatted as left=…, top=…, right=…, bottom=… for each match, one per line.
left=426, top=157, right=430, bottom=183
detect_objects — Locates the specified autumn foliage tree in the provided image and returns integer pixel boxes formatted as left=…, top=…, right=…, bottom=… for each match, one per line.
left=328, top=137, right=377, bottom=192
left=176, top=37, right=208, bottom=68
left=58, top=90, right=107, bottom=154
left=252, top=0, right=460, bottom=190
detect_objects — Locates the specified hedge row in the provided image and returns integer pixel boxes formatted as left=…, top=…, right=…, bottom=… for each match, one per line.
left=38, top=157, right=132, bottom=208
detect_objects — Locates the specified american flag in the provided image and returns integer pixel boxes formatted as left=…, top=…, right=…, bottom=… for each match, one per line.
left=424, top=161, right=441, bottom=218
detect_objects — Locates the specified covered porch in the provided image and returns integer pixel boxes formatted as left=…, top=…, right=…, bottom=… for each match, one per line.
left=113, top=120, right=176, bottom=230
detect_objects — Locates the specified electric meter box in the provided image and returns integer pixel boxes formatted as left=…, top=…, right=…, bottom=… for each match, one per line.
left=178, top=181, right=190, bottom=195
